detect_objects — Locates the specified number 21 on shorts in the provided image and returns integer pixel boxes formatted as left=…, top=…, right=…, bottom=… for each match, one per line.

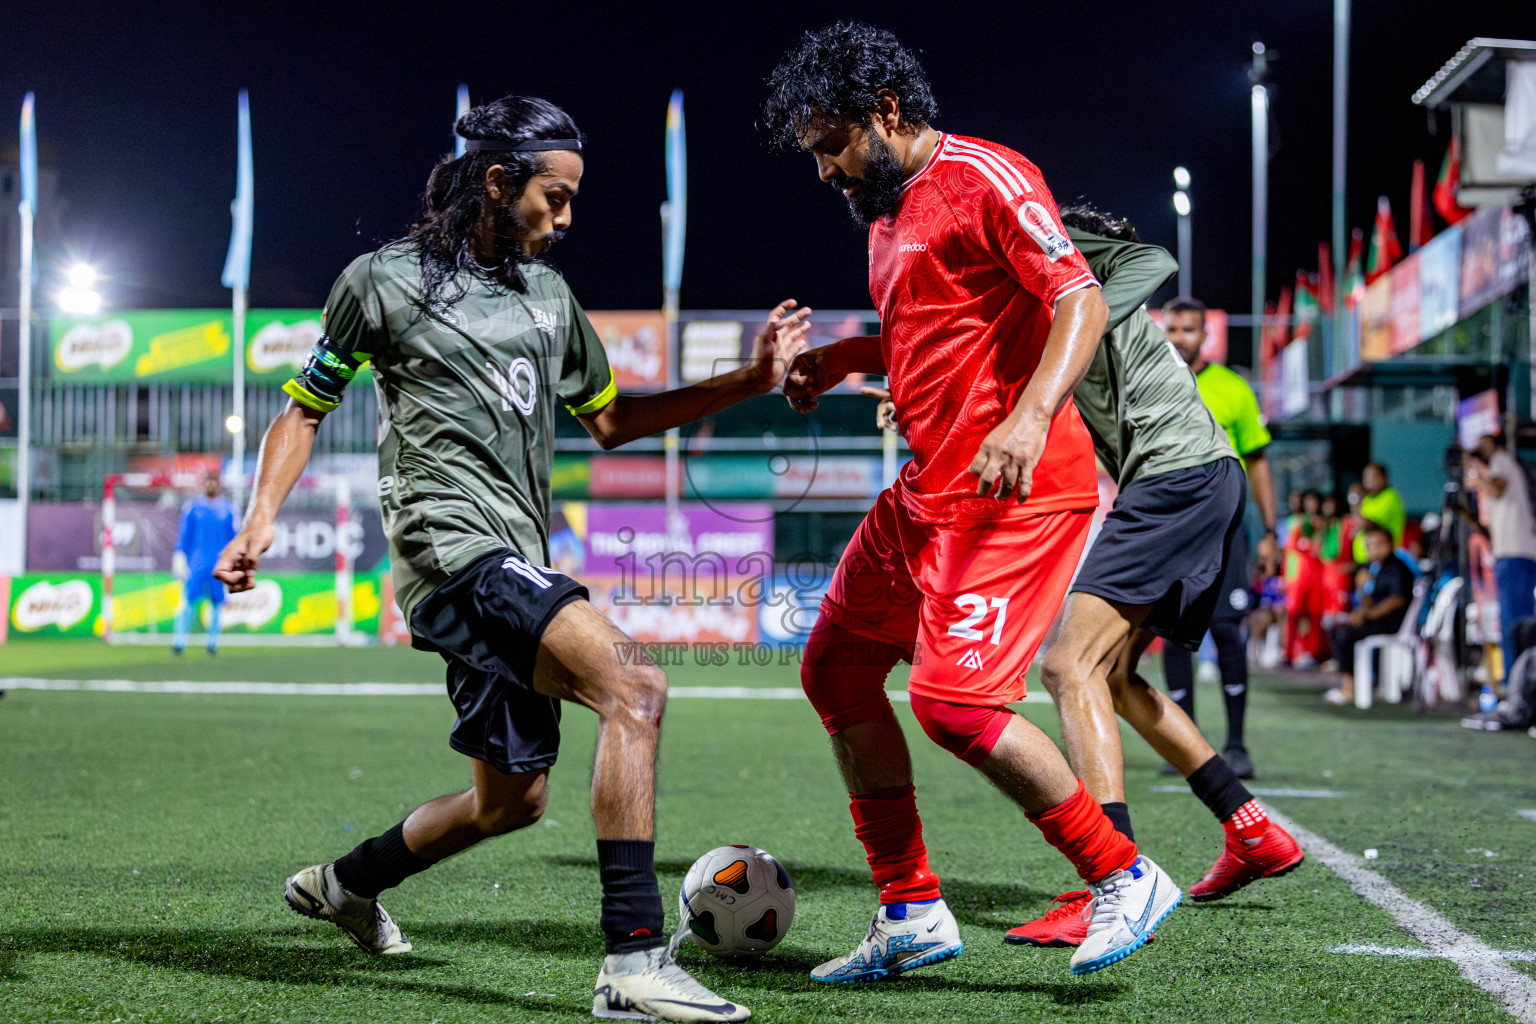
left=948, top=593, right=1010, bottom=645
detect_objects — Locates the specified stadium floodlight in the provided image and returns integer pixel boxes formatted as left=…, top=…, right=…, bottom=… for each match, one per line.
left=58, top=262, right=102, bottom=315
left=1173, top=190, right=1192, bottom=217
left=225, top=414, right=245, bottom=435
left=1173, top=166, right=1191, bottom=190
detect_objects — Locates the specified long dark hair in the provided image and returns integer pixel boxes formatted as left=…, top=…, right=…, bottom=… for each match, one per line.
left=396, top=95, right=582, bottom=309
left=1059, top=203, right=1140, bottom=242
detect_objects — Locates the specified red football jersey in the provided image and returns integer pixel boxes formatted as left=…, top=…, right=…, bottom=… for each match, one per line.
left=869, top=132, right=1101, bottom=522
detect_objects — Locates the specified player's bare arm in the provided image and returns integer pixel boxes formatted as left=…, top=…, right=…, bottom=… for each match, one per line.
left=1247, top=449, right=1279, bottom=562
left=579, top=300, right=812, bottom=449
left=970, top=286, right=1108, bottom=502
left=214, top=401, right=325, bottom=592
left=784, top=335, right=885, bottom=412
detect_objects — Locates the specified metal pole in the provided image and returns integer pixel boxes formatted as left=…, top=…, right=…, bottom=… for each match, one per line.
left=663, top=284, right=680, bottom=534
left=16, top=92, right=35, bottom=566
left=232, top=285, right=246, bottom=510
left=1332, top=0, right=1351, bottom=360
left=1177, top=212, right=1192, bottom=297
left=1251, top=43, right=1269, bottom=353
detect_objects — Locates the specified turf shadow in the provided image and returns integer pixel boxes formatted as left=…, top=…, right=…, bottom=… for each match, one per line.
left=675, top=946, right=1129, bottom=1004
left=0, top=924, right=567, bottom=1011
left=548, top=855, right=1062, bottom=925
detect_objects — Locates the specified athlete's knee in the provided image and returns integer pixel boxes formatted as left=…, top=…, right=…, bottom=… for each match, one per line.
left=1210, top=619, right=1244, bottom=648
left=1039, top=643, right=1091, bottom=700
left=908, top=694, right=1013, bottom=767
left=800, top=618, right=899, bottom=735
left=801, top=649, right=893, bottom=734
left=1107, top=668, right=1152, bottom=711
left=473, top=784, right=547, bottom=835
left=591, top=660, right=668, bottom=732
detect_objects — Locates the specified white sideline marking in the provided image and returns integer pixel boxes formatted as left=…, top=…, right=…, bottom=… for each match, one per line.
left=1265, top=804, right=1536, bottom=1022
left=1517, top=809, right=1536, bottom=824
left=1331, top=943, right=1536, bottom=963
left=0, top=677, right=1051, bottom=703
left=1149, top=785, right=1348, bottom=798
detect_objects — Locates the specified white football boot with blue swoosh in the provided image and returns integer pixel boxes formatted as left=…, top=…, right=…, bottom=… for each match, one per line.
left=1069, top=856, right=1180, bottom=975
left=810, top=898, right=964, bottom=983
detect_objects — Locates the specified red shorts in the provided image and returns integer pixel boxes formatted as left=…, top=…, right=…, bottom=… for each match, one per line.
left=821, top=487, right=1094, bottom=706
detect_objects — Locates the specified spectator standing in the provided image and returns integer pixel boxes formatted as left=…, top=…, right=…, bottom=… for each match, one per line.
left=172, top=474, right=240, bottom=655
left=1351, top=463, right=1406, bottom=564
left=1470, top=434, right=1536, bottom=682
left=1325, top=525, right=1415, bottom=705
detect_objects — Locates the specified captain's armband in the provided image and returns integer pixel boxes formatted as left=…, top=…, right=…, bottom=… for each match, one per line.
left=282, top=334, right=368, bottom=413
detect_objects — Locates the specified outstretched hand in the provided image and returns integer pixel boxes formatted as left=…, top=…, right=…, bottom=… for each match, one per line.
left=213, top=524, right=275, bottom=594
left=746, top=299, right=814, bottom=392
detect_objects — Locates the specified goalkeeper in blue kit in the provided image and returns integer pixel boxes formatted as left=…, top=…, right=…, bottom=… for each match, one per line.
left=172, top=473, right=240, bottom=655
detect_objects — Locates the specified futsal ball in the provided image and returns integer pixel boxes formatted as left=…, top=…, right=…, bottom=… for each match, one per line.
left=678, top=845, right=795, bottom=959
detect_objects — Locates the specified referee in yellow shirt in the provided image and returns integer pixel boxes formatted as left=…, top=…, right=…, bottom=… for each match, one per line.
left=1161, top=298, right=1279, bottom=779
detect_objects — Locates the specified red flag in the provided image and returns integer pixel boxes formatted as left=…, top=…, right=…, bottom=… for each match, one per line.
left=1343, top=228, right=1365, bottom=309
left=1409, top=159, right=1432, bottom=251
left=1317, top=241, right=1335, bottom=315
left=1366, top=196, right=1402, bottom=285
left=1433, top=136, right=1475, bottom=226
left=1292, top=271, right=1318, bottom=343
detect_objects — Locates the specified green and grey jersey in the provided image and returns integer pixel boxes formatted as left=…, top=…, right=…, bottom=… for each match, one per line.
left=285, top=247, right=615, bottom=621
left=1068, top=228, right=1235, bottom=487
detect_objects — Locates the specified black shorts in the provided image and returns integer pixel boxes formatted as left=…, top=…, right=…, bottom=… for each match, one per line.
left=409, top=548, right=587, bottom=775
left=1071, top=458, right=1247, bottom=650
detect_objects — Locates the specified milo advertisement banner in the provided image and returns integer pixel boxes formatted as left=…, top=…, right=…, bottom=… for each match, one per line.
left=7, top=571, right=383, bottom=638
left=53, top=310, right=233, bottom=383
left=48, top=309, right=356, bottom=384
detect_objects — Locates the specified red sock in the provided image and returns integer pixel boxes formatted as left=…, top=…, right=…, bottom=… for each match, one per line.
left=1028, top=780, right=1139, bottom=883
left=848, top=785, right=942, bottom=904
left=1223, top=799, right=1269, bottom=846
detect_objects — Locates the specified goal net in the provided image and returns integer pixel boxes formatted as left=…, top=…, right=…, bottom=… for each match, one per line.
left=100, top=471, right=366, bottom=646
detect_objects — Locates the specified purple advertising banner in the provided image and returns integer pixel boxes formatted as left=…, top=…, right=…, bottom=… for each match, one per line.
left=26, top=501, right=388, bottom=573
left=582, top=502, right=774, bottom=577
left=1459, top=206, right=1532, bottom=320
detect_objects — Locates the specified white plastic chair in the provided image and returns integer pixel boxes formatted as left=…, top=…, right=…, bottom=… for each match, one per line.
left=1354, top=582, right=1426, bottom=709
left=1415, top=577, right=1466, bottom=707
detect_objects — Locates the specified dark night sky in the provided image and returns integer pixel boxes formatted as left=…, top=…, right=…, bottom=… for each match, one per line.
left=6, top=1, right=1530, bottom=365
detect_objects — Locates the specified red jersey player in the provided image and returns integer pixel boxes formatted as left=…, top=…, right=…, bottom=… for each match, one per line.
left=764, top=23, right=1182, bottom=980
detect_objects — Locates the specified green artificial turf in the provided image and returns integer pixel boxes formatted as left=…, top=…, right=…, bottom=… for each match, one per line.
left=2, top=639, right=1533, bottom=1022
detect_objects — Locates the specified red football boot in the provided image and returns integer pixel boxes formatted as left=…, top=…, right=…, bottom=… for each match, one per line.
left=1189, top=821, right=1305, bottom=902
left=1003, top=890, right=1091, bottom=947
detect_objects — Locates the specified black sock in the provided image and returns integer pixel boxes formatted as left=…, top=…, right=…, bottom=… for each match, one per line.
left=1162, top=643, right=1196, bottom=719
left=597, top=839, right=664, bottom=954
left=332, top=822, right=435, bottom=900
left=1100, top=801, right=1135, bottom=842
left=1186, top=755, right=1254, bottom=822
left=1211, top=620, right=1248, bottom=748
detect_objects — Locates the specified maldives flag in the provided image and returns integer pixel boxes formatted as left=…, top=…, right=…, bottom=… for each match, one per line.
left=1409, top=159, right=1433, bottom=251
left=1343, top=228, right=1366, bottom=308
left=1293, top=271, right=1319, bottom=343
left=1366, top=196, right=1402, bottom=285
left=1318, top=241, right=1335, bottom=315
left=1433, top=136, right=1475, bottom=226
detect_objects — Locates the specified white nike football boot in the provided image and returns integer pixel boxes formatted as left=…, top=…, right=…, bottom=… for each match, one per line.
left=1068, top=855, right=1180, bottom=975
left=592, top=943, right=750, bottom=1021
left=810, top=898, right=963, bottom=983
left=283, top=863, right=412, bottom=955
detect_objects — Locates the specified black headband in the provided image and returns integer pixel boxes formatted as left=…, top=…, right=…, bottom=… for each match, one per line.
left=461, top=137, right=582, bottom=154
